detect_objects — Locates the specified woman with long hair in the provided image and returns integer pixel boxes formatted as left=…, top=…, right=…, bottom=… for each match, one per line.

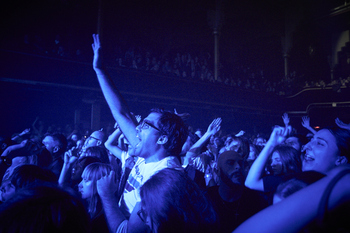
left=78, top=162, right=113, bottom=233
left=245, top=126, right=302, bottom=204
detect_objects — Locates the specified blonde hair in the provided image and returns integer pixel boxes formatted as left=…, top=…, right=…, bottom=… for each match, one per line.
left=81, top=163, right=112, bottom=217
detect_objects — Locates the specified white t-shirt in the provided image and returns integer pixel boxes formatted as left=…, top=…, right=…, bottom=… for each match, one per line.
left=119, top=153, right=181, bottom=218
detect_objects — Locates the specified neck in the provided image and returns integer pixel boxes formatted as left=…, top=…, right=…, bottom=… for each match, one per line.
left=144, top=150, right=168, bottom=163
left=218, top=181, right=244, bottom=202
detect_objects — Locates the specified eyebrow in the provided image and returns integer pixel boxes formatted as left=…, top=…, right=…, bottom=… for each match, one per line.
left=315, top=136, right=328, bottom=144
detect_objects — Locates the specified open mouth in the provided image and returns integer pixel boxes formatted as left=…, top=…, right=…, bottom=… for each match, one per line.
left=304, top=154, right=315, bottom=162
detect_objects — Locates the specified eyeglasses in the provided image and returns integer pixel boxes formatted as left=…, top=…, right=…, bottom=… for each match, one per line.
left=139, top=120, right=161, bottom=132
left=137, top=208, right=148, bottom=223
left=87, top=136, right=100, bottom=141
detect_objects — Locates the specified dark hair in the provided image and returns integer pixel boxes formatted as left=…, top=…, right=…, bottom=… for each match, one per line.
left=287, top=133, right=309, bottom=147
left=151, top=109, right=189, bottom=156
left=45, top=133, right=68, bottom=155
left=270, top=144, right=302, bottom=175
left=0, top=185, right=90, bottom=233
left=84, top=146, right=110, bottom=164
left=233, top=136, right=250, bottom=160
left=325, top=126, right=350, bottom=160
left=71, top=157, right=102, bottom=185
left=275, top=178, right=307, bottom=200
left=10, top=165, right=57, bottom=190
left=140, top=168, right=217, bottom=233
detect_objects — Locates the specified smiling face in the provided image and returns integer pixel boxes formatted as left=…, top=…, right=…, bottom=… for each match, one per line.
left=302, top=129, right=339, bottom=173
left=270, top=152, right=283, bottom=175
left=134, top=112, right=162, bottom=160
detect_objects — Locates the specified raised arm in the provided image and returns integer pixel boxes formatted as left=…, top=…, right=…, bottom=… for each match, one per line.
left=335, top=118, right=350, bottom=131
left=92, top=34, right=139, bottom=147
left=11, top=128, right=30, bottom=141
left=302, top=116, right=317, bottom=135
left=235, top=165, right=350, bottom=233
left=183, top=118, right=221, bottom=166
left=58, top=147, right=79, bottom=187
left=104, top=127, right=125, bottom=161
left=245, top=125, right=291, bottom=191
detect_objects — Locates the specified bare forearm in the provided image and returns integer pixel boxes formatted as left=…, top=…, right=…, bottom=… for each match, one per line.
left=236, top=166, right=350, bottom=233
left=94, top=68, right=139, bottom=146
left=100, top=194, right=126, bottom=233
left=245, top=140, right=275, bottom=190
left=94, top=69, right=130, bottom=121
left=58, top=163, right=73, bottom=187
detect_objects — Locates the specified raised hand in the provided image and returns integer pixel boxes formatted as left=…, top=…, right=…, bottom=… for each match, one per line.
left=282, top=113, right=290, bottom=126
left=269, top=125, right=291, bottom=146
left=207, top=118, right=222, bottom=135
left=335, top=118, right=350, bottom=130
left=63, top=147, right=79, bottom=165
left=20, top=128, right=30, bottom=136
left=235, top=130, right=245, bottom=137
left=301, top=116, right=311, bottom=129
left=97, top=170, right=118, bottom=199
left=92, top=34, right=103, bottom=70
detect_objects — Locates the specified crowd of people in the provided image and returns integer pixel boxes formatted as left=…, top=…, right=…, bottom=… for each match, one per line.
left=18, top=32, right=350, bottom=97
left=1, top=34, right=350, bottom=233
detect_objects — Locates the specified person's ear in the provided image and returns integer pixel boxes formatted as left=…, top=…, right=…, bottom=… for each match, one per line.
left=96, top=140, right=102, bottom=146
left=157, top=135, right=168, bottom=145
left=335, top=156, right=348, bottom=166
left=53, top=146, right=60, bottom=154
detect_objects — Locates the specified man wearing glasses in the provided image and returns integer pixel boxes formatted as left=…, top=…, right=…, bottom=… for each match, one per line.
left=80, top=130, right=106, bottom=156
left=92, top=34, right=188, bottom=233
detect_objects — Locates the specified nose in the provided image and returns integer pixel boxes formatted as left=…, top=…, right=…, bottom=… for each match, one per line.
left=233, top=161, right=241, bottom=171
left=302, top=141, right=312, bottom=152
left=78, top=181, right=83, bottom=188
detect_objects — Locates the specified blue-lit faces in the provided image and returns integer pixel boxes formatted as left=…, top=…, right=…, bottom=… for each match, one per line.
left=134, top=112, right=162, bottom=160
left=78, top=177, right=95, bottom=199
left=302, top=129, right=339, bottom=174
left=270, top=152, right=282, bottom=175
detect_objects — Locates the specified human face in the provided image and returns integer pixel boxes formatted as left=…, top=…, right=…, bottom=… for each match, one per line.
left=82, top=131, right=103, bottom=150
left=247, top=146, right=257, bottom=161
left=302, top=129, right=339, bottom=174
left=42, top=136, right=57, bottom=154
left=229, top=139, right=241, bottom=152
left=0, top=180, right=15, bottom=202
left=219, top=152, right=244, bottom=185
left=78, top=177, right=95, bottom=200
left=270, top=152, right=283, bottom=175
left=134, top=112, right=162, bottom=160
left=255, top=137, right=266, bottom=146
left=285, top=137, right=301, bottom=152
left=225, top=136, right=233, bottom=147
